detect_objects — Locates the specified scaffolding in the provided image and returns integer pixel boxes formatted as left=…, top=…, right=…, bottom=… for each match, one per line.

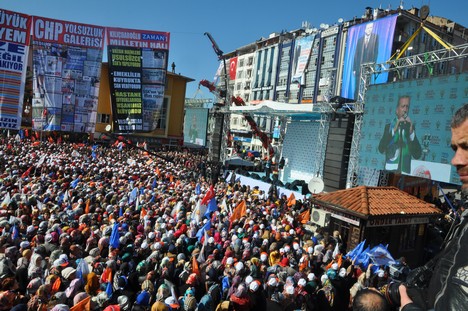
left=346, top=42, right=468, bottom=188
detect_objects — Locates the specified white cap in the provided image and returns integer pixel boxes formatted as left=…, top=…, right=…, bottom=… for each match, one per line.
left=308, top=273, right=315, bottom=281
left=226, top=257, right=234, bottom=265
left=321, top=274, right=328, bottom=284
left=208, top=237, right=215, bottom=244
left=249, top=281, right=260, bottom=292
left=377, top=269, right=385, bottom=278
left=339, top=268, right=347, bottom=278
left=331, top=263, right=339, bottom=270
left=235, top=261, right=244, bottom=272
left=298, top=278, right=307, bottom=286
left=245, top=275, right=253, bottom=285
left=268, top=277, right=277, bottom=287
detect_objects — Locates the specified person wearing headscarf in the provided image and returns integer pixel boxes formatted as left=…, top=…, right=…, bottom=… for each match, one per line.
left=27, top=284, right=51, bottom=311
left=84, top=272, right=100, bottom=296
left=27, top=253, right=44, bottom=279
left=229, top=283, right=251, bottom=311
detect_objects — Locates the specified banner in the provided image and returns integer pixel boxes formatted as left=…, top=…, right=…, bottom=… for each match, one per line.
left=0, top=9, right=32, bottom=129
left=31, top=16, right=105, bottom=133
left=106, top=27, right=170, bottom=132
left=291, top=34, right=314, bottom=85
left=341, top=15, right=397, bottom=100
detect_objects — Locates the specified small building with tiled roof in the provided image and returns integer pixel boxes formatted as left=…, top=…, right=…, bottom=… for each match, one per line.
left=310, top=186, right=443, bottom=266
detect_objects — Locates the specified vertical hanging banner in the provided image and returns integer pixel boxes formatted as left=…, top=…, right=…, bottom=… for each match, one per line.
left=31, top=16, right=105, bottom=133
left=106, top=27, right=170, bottom=132
left=0, top=9, right=32, bottom=130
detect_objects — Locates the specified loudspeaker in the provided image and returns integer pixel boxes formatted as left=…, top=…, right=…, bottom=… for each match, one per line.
left=285, top=182, right=291, bottom=189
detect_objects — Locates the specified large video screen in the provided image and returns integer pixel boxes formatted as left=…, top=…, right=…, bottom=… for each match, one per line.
left=358, top=73, right=467, bottom=185
left=341, top=15, right=397, bottom=101
left=184, top=108, right=209, bottom=146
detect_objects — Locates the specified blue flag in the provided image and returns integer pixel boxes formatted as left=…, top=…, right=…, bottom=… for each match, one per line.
left=119, top=205, right=123, bottom=217
left=128, top=187, right=138, bottom=204
left=11, top=224, right=19, bottom=240
left=196, top=220, right=211, bottom=241
left=110, top=223, right=120, bottom=249
left=195, top=183, right=201, bottom=195
left=152, top=178, right=157, bottom=189
left=106, top=281, right=113, bottom=298
left=355, top=246, right=371, bottom=268
left=70, top=177, right=81, bottom=189
left=204, top=198, right=218, bottom=218
left=345, top=240, right=366, bottom=261
left=368, top=244, right=396, bottom=267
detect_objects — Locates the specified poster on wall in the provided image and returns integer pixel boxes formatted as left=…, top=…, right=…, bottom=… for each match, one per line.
left=0, top=9, right=32, bottom=130
left=341, top=15, right=397, bottom=101
left=31, top=16, right=105, bottom=133
left=358, top=73, right=468, bottom=185
left=106, top=27, right=170, bottom=132
left=291, top=34, right=314, bottom=85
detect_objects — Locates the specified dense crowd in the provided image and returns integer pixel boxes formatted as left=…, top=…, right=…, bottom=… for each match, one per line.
left=0, top=135, right=459, bottom=311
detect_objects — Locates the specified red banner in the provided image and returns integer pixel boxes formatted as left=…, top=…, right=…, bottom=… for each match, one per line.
left=229, top=56, right=238, bottom=80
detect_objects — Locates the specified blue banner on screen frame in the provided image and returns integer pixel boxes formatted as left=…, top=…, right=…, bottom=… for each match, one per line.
left=358, top=73, right=467, bottom=185
left=341, top=15, right=397, bottom=101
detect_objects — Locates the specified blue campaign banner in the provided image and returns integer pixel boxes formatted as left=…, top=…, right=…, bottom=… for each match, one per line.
left=358, top=73, right=468, bottom=185
left=341, top=15, right=397, bottom=101
left=184, top=108, right=209, bottom=146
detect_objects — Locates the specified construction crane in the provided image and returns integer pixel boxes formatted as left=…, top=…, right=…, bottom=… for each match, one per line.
left=201, top=32, right=276, bottom=162
left=199, top=79, right=275, bottom=160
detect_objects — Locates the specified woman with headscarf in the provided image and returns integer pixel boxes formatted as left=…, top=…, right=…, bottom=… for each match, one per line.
left=27, top=284, right=51, bottom=311
left=27, top=253, right=44, bottom=279
left=229, top=283, right=251, bottom=311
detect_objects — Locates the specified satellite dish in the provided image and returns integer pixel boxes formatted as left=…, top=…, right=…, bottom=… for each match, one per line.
left=420, top=5, right=430, bottom=20
left=320, top=23, right=326, bottom=29
left=338, top=18, right=344, bottom=24
left=105, top=124, right=112, bottom=132
left=308, top=177, right=324, bottom=194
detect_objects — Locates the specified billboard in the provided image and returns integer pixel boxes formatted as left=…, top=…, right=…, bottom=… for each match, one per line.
left=106, top=27, right=170, bottom=132
left=358, top=73, right=468, bottom=185
left=291, top=34, right=314, bottom=85
left=341, top=15, right=397, bottom=101
left=0, top=10, right=32, bottom=130
left=184, top=108, right=209, bottom=146
left=31, top=16, right=105, bottom=133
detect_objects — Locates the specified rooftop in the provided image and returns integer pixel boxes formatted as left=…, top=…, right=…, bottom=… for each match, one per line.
left=312, top=186, right=442, bottom=218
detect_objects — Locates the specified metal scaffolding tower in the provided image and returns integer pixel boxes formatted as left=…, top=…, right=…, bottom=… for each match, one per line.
left=346, top=42, right=468, bottom=188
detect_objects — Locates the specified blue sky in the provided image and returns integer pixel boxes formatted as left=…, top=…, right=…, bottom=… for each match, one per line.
left=2, top=0, right=467, bottom=98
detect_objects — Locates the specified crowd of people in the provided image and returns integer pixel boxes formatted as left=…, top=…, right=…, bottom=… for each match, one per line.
left=0, top=123, right=464, bottom=311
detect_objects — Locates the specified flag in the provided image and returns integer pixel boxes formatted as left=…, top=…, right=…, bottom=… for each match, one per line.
left=196, top=220, right=211, bottom=241
left=355, top=246, right=371, bottom=268
left=21, top=166, right=33, bottom=179
left=287, top=193, right=296, bottom=207
left=105, top=281, right=113, bottom=298
left=70, top=295, right=91, bottom=311
left=345, top=240, right=366, bottom=261
left=155, top=167, right=161, bottom=177
left=70, top=177, right=81, bottom=189
left=192, top=255, right=200, bottom=277
left=36, top=199, right=44, bottom=211
left=198, top=230, right=209, bottom=263
left=51, top=277, right=61, bottom=294
left=1, top=192, right=11, bottom=208
left=36, top=155, right=46, bottom=167
left=101, top=267, right=112, bottom=283
left=368, top=244, right=396, bottom=267
left=109, top=223, right=120, bottom=249
left=333, top=242, right=340, bottom=258
left=230, top=200, right=247, bottom=224
left=11, top=224, right=19, bottom=240
left=128, top=187, right=138, bottom=204
left=220, top=198, right=228, bottom=214
left=140, top=207, right=147, bottom=218
left=298, top=209, right=310, bottom=224
left=195, top=183, right=201, bottom=195
left=85, top=199, right=90, bottom=214
left=204, top=198, right=218, bottom=218
left=201, top=185, right=215, bottom=206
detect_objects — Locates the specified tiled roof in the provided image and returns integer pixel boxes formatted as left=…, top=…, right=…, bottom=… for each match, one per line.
left=312, top=186, right=442, bottom=217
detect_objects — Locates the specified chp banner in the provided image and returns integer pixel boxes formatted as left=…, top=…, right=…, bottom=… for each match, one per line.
left=0, top=9, right=32, bottom=130
left=31, top=16, right=105, bottom=133
left=106, top=27, right=170, bottom=132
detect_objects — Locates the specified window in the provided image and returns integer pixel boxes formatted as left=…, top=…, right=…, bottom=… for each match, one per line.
left=248, top=57, right=253, bottom=66
left=154, top=97, right=168, bottom=130
left=237, top=70, right=243, bottom=79
left=97, top=113, right=110, bottom=124
left=239, top=59, right=244, bottom=67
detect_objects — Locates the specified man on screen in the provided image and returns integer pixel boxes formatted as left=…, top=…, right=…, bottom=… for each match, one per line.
left=353, top=22, right=379, bottom=99
left=378, top=96, right=422, bottom=174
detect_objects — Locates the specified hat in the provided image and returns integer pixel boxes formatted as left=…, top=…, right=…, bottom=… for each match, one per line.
left=249, top=280, right=261, bottom=292
left=339, top=268, right=347, bottom=278
left=279, top=257, right=289, bottom=267
left=61, top=267, right=76, bottom=280
left=298, top=278, right=307, bottom=286
left=331, top=263, right=339, bottom=270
